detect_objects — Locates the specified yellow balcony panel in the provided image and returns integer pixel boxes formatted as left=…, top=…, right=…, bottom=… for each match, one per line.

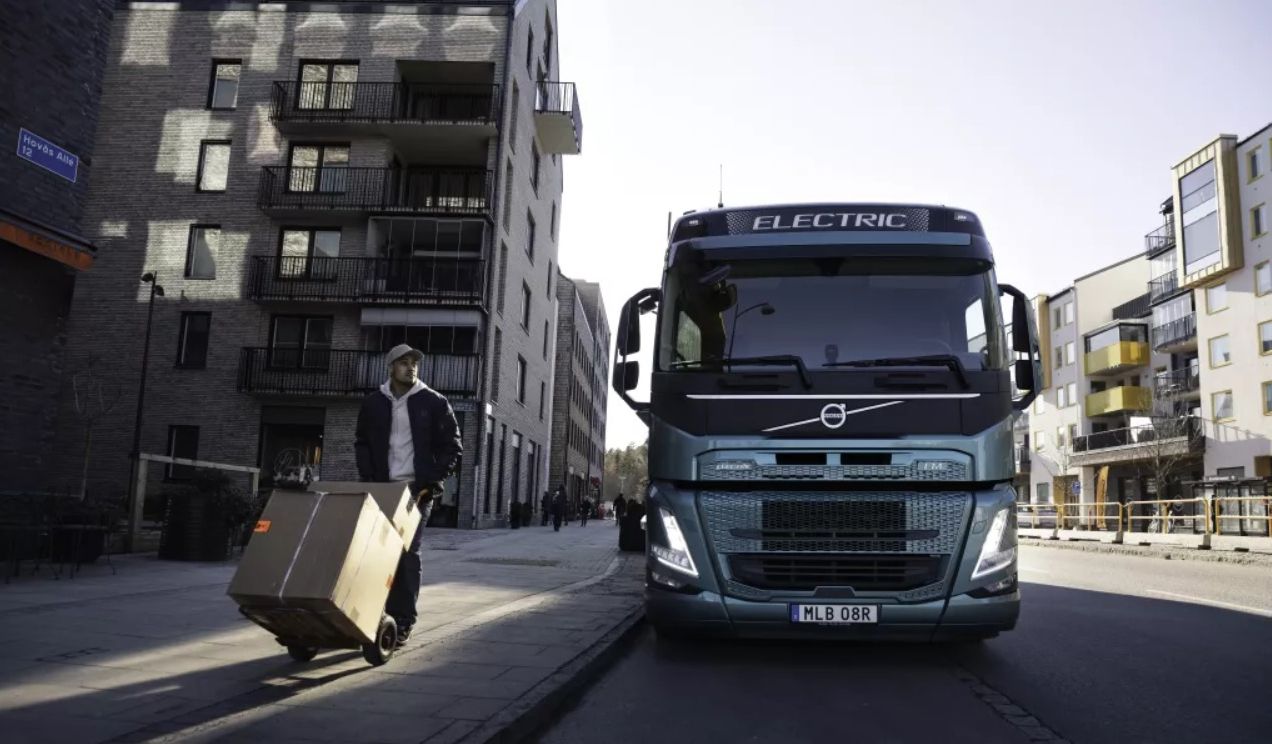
left=1086, top=386, right=1152, bottom=418
left=1084, top=341, right=1149, bottom=376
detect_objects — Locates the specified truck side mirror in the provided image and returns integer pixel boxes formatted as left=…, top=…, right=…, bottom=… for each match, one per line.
left=1014, top=359, right=1035, bottom=391
left=1010, top=288, right=1031, bottom=354
left=613, top=361, right=640, bottom=392
left=999, top=283, right=1042, bottom=412
left=616, top=298, right=642, bottom=356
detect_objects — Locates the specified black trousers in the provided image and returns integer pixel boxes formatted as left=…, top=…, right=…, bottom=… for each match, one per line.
left=385, top=486, right=432, bottom=631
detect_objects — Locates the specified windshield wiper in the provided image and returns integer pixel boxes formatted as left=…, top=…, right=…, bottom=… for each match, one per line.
left=673, top=355, right=813, bottom=389
left=822, top=354, right=970, bottom=389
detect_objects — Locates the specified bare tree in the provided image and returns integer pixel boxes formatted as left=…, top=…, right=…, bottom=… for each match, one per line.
left=1133, top=385, right=1204, bottom=531
left=72, top=355, right=122, bottom=499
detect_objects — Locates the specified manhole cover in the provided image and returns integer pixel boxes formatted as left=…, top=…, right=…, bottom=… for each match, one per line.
left=464, top=557, right=561, bottom=567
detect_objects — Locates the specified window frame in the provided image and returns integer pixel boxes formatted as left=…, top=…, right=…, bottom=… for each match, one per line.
left=295, top=59, right=360, bottom=111
left=1057, top=385, right=1068, bottom=409
left=1067, top=382, right=1077, bottom=408
left=207, top=59, right=242, bottom=110
left=1063, top=302, right=1074, bottom=325
left=1209, top=334, right=1232, bottom=368
left=1250, top=146, right=1265, bottom=183
left=285, top=142, right=351, bottom=194
left=521, top=281, right=533, bottom=331
left=1252, top=203, right=1268, bottom=238
left=1256, top=262, right=1272, bottom=297
left=1259, top=320, right=1272, bottom=357
left=1064, top=341, right=1076, bottom=366
left=1211, top=389, right=1235, bottom=422
left=1263, top=381, right=1272, bottom=416
left=195, top=140, right=231, bottom=193
left=184, top=224, right=220, bottom=280
left=526, top=209, right=536, bottom=262
left=276, top=226, right=341, bottom=280
left=1205, top=282, right=1228, bottom=314
left=515, top=355, right=528, bottom=404
left=165, top=425, right=201, bottom=481
left=267, top=314, right=334, bottom=370
left=176, top=312, right=212, bottom=370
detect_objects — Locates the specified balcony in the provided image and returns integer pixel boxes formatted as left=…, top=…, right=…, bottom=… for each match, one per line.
left=1153, top=367, right=1201, bottom=399
left=534, top=82, right=583, bottom=155
left=1144, top=221, right=1175, bottom=257
left=1085, top=385, right=1152, bottom=418
left=1151, top=314, right=1198, bottom=352
left=1112, top=292, right=1151, bottom=320
left=238, top=348, right=480, bottom=399
left=1071, top=417, right=1204, bottom=467
left=247, top=256, right=486, bottom=306
left=1084, top=341, right=1149, bottom=376
left=258, top=167, right=492, bottom=218
left=271, top=81, right=500, bottom=129
left=1148, top=271, right=1180, bottom=303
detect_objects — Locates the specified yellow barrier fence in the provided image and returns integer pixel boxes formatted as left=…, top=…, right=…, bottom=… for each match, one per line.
left=1211, top=496, right=1272, bottom=537
left=1056, top=501, right=1123, bottom=532
left=1016, top=504, right=1057, bottom=529
left=1123, top=498, right=1210, bottom=535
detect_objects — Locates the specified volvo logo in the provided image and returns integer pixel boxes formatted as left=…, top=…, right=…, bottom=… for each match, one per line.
left=820, top=404, right=848, bottom=429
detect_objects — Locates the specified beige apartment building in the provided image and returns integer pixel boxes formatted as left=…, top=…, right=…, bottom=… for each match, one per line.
left=1026, top=122, right=1272, bottom=508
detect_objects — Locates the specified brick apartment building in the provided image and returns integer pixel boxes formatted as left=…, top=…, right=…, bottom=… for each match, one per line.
left=549, top=273, right=609, bottom=510
left=0, top=1, right=115, bottom=494
left=47, top=0, right=584, bottom=529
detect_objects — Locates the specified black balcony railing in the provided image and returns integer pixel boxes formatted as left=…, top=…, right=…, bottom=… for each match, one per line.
left=257, top=167, right=493, bottom=215
left=1153, top=367, right=1201, bottom=397
left=1148, top=271, right=1180, bottom=303
left=535, top=81, right=583, bottom=149
left=1145, top=221, right=1176, bottom=256
left=1151, top=314, right=1197, bottom=350
left=1072, top=417, right=1203, bottom=454
left=238, top=348, right=480, bottom=398
left=1112, top=292, right=1151, bottom=320
left=270, top=81, right=501, bottom=125
left=248, top=256, right=486, bottom=305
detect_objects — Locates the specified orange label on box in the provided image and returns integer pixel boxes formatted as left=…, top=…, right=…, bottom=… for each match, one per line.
left=254, top=520, right=272, bottom=533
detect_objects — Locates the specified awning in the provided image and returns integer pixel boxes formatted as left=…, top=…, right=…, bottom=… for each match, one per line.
left=0, top=208, right=97, bottom=271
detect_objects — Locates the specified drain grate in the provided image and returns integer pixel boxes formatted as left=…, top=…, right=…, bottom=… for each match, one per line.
left=463, top=557, right=561, bottom=567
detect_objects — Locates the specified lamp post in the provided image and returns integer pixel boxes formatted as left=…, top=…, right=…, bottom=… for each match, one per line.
left=128, top=272, right=164, bottom=550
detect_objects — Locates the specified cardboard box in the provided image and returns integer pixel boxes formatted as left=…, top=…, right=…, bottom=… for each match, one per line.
left=228, top=491, right=404, bottom=645
left=309, top=481, right=421, bottom=543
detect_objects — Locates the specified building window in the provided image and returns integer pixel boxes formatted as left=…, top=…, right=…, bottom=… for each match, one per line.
left=526, top=27, right=535, bottom=74
left=491, top=328, right=503, bottom=401
left=1067, top=382, right=1076, bottom=407
left=1251, top=146, right=1266, bottom=182
left=543, top=319, right=550, bottom=358
left=1064, top=341, right=1075, bottom=366
left=526, top=210, right=536, bottom=262
left=1217, top=465, right=1246, bottom=479
left=1033, top=432, right=1044, bottom=452
left=502, top=160, right=514, bottom=228
left=185, top=225, right=220, bottom=279
left=539, top=380, right=546, bottom=419
left=546, top=260, right=553, bottom=295
left=1064, top=302, right=1074, bottom=325
left=521, top=282, right=532, bottom=330
left=515, top=356, right=527, bottom=404
left=1069, top=423, right=1078, bottom=443
left=279, top=228, right=340, bottom=279
left=1054, top=346, right=1063, bottom=369
left=1205, top=282, right=1228, bottom=313
left=1057, top=385, right=1067, bottom=408
left=1033, top=396, right=1043, bottom=414
left=1211, top=390, right=1234, bottom=421
left=532, top=143, right=542, bottom=193
left=1263, top=382, right=1272, bottom=415
left=1260, top=321, right=1272, bottom=355
left=166, top=425, right=200, bottom=480
left=297, top=61, right=359, bottom=111
left=207, top=60, right=241, bottom=110
left=1209, top=334, right=1232, bottom=367
left=509, top=82, right=519, bottom=152
left=176, top=313, right=211, bottom=369
left=287, top=144, right=349, bottom=193
left=1253, top=204, right=1268, bottom=238
left=550, top=202, right=558, bottom=240
left=1257, top=262, right=1272, bottom=297
left=1053, top=306, right=1062, bottom=329
left=1055, top=427, right=1066, bottom=450
left=496, top=242, right=509, bottom=314
left=270, top=316, right=333, bottom=369
left=483, top=416, right=495, bottom=513
left=196, top=141, right=231, bottom=192
left=1180, top=159, right=1221, bottom=275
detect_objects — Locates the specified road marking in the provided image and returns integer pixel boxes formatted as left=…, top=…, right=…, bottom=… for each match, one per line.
left=1145, top=590, right=1272, bottom=619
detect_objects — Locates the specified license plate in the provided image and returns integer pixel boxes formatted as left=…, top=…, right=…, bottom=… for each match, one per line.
left=790, top=604, right=879, bottom=624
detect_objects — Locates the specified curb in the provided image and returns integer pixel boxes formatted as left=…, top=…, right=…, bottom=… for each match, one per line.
left=1021, top=536, right=1272, bottom=566
left=464, top=605, right=647, bottom=744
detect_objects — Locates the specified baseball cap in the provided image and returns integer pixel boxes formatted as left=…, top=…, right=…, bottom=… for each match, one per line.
left=385, top=344, right=424, bottom=367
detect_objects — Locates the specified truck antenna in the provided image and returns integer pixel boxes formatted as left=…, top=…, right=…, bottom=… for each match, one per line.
left=666, top=211, right=672, bottom=238
left=717, top=164, right=724, bottom=209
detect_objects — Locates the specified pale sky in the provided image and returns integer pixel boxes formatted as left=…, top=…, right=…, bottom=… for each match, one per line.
left=553, top=0, right=1272, bottom=450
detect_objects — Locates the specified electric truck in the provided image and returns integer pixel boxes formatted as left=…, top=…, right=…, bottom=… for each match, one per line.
left=612, top=203, right=1041, bottom=641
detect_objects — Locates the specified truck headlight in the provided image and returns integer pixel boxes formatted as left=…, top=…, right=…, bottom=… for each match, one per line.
left=971, top=508, right=1016, bottom=579
left=650, top=507, right=698, bottom=578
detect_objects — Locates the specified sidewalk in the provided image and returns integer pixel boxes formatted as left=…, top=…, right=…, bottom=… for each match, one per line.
left=0, top=522, right=644, bottom=744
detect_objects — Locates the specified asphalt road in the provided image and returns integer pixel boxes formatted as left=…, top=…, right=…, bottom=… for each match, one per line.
left=540, top=545, right=1272, bottom=744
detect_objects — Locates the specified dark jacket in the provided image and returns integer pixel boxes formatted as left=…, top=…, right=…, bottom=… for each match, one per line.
left=354, top=384, right=463, bottom=486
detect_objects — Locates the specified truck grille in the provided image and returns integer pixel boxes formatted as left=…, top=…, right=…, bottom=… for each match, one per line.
left=728, top=553, right=944, bottom=591
left=699, top=491, right=971, bottom=555
left=700, top=461, right=969, bottom=482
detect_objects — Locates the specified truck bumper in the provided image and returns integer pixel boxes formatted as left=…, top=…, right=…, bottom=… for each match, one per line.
left=646, top=586, right=1019, bottom=641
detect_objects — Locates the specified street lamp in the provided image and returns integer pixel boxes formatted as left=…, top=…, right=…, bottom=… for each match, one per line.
left=128, top=272, right=164, bottom=550
left=726, top=302, right=776, bottom=359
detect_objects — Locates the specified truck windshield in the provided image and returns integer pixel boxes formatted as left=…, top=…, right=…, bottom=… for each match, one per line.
left=657, top=255, right=1008, bottom=373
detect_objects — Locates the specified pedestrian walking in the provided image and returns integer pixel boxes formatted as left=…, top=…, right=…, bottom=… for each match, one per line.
left=551, top=486, right=566, bottom=532
left=580, top=496, right=591, bottom=526
left=354, top=344, right=462, bottom=646
left=613, top=492, right=628, bottom=526
left=540, top=492, right=550, bottom=526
